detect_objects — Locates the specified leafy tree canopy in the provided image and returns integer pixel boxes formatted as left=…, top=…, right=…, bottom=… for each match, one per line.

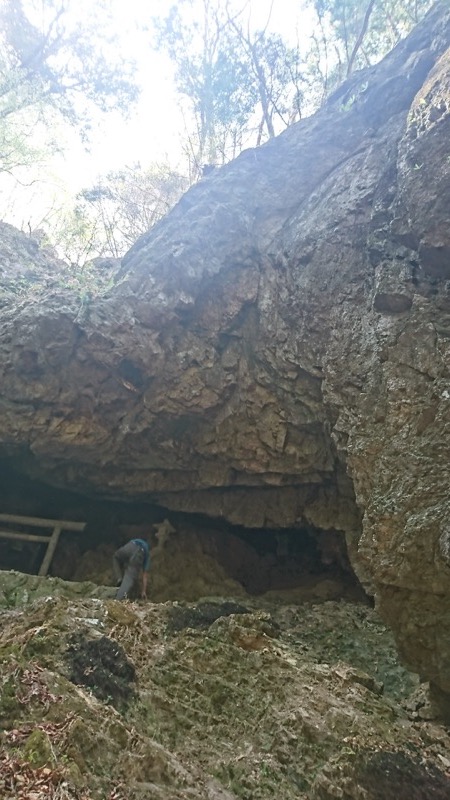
left=0, top=0, right=438, bottom=265
left=154, top=0, right=304, bottom=175
left=47, top=163, right=188, bottom=264
left=0, top=0, right=139, bottom=172
left=311, top=0, right=434, bottom=89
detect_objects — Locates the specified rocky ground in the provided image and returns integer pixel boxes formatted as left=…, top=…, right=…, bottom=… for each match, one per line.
left=1, top=570, right=450, bottom=799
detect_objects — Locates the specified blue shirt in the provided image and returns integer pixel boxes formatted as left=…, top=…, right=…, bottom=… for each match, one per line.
left=132, top=539, right=150, bottom=571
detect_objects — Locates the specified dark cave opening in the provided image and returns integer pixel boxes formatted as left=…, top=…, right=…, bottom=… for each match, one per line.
left=0, top=459, right=366, bottom=601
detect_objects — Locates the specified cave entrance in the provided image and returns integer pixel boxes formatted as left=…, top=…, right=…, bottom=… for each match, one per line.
left=215, top=524, right=352, bottom=595
left=175, top=515, right=365, bottom=601
left=0, top=460, right=366, bottom=603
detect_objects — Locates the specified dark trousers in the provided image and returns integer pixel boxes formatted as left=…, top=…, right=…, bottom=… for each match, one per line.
left=113, top=541, right=144, bottom=600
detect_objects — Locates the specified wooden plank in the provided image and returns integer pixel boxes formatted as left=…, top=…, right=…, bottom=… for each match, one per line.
left=0, top=530, right=51, bottom=543
left=38, top=525, right=62, bottom=577
left=0, top=513, right=85, bottom=532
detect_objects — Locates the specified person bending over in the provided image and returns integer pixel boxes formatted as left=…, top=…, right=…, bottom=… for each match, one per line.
left=113, top=538, right=150, bottom=600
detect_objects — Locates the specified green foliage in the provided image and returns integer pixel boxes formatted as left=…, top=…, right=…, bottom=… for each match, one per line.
left=0, top=0, right=438, bottom=264
left=0, top=0, right=139, bottom=173
left=46, top=163, right=188, bottom=263
left=311, top=0, right=434, bottom=91
left=80, top=163, right=188, bottom=254
left=154, top=0, right=254, bottom=172
left=154, top=0, right=434, bottom=171
left=0, top=106, right=46, bottom=173
left=154, top=0, right=305, bottom=175
left=44, top=203, right=105, bottom=268
left=228, top=22, right=305, bottom=142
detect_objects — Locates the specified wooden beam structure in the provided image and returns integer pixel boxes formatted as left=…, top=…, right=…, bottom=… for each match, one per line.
left=0, top=530, right=52, bottom=543
left=0, top=513, right=85, bottom=531
left=0, top=513, right=86, bottom=576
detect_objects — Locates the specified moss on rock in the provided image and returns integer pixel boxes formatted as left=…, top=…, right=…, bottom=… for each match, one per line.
left=1, top=571, right=450, bottom=799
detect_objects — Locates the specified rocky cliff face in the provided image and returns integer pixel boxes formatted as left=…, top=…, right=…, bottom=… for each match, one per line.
left=1, top=3, right=450, bottom=704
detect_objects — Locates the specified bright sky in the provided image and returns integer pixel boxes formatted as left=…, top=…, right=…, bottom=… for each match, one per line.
left=75, top=0, right=313, bottom=178
left=0, top=0, right=315, bottom=230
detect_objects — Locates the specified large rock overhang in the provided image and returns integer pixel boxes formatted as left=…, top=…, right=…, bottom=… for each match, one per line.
left=1, top=2, right=450, bottom=698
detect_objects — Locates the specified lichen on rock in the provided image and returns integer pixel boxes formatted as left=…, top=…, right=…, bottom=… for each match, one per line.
left=1, top=573, right=450, bottom=799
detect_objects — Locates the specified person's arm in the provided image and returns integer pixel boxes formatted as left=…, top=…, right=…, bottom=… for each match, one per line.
left=141, top=569, right=148, bottom=599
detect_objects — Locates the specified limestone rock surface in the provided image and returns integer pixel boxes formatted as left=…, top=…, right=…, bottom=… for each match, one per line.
left=2, top=583, right=448, bottom=800
left=1, top=3, right=450, bottom=699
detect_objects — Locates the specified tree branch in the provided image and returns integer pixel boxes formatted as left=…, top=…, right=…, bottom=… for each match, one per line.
left=347, top=0, right=377, bottom=77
